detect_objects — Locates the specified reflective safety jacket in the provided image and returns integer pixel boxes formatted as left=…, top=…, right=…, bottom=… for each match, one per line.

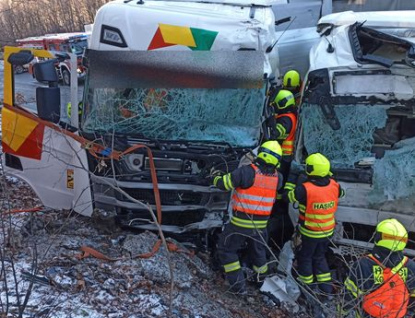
left=232, top=164, right=279, bottom=217
left=298, top=179, right=339, bottom=239
left=344, top=250, right=415, bottom=318
left=362, top=254, right=409, bottom=318
left=275, top=112, right=297, bottom=157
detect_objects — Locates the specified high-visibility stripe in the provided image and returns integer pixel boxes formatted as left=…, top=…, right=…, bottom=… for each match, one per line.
left=223, top=174, right=234, bottom=191
left=253, top=264, right=268, bottom=274
left=299, top=204, right=306, bottom=211
left=284, top=182, right=295, bottom=191
left=298, top=274, right=313, bottom=284
left=234, top=202, right=270, bottom=212
left=224, top=261, right=241, bottom=273
left=368, top=254, right=409, bottom=281
left=236, top=193, right=275, bottom=203
left=299, top=225, right=334, bottom=238
left=231, top=216, right=268, bottom=229
left=304, top=219, right=335, bottom=231
left=232, top=164, right=278, bottom=216
left=345, top=277, right=361, bottom=298
left=276, top=124, right=287, bottom=138
left=213, top=176, right=221, bottom=187
left=288, top=190, right=296, bottom=203
left=316, top=272, right=331, bottom=282
left=276, top=193, right=282, bottom=200
left=276, top=113, right=297, bottom=156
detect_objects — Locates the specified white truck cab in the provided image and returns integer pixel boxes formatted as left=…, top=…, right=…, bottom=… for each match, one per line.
left=290, top=11, right=415, bottom=256
left=3, top=0, right=284, bottom=234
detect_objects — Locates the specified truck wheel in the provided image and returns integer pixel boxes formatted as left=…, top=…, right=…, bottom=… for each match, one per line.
left=62, top=69, right=71, bottom=86
left=14, top=65, right=24, bottom=74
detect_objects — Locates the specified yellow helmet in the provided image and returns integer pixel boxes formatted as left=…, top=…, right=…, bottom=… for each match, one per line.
left=273, top=89, right=295, bottom=110
left=375, top=219, right=408, bottom=252
left=257, top=141, right=282, bottom=167
left=283, top=70, right=301, bottom=89
left=305, top=153, right=332, bottom=177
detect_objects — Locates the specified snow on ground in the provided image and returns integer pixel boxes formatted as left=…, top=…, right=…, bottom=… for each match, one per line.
left=0, top=177, right=291, bottom=318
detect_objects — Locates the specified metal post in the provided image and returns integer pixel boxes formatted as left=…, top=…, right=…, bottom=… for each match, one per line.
left=69, top=52, right=79, bottom=128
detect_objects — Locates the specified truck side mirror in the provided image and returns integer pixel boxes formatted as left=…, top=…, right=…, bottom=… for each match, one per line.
left=33, top=59, right=59, bottom=83
left=36, top=87, right=61, bottom=123
left=8, top=50, right=34, bottom=66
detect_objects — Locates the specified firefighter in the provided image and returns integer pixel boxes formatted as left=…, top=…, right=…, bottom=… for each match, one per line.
left=282, top=69, right=302, bottom=104
left=285, top=153, right=345, bottom=297
left=269, top=89, right=297, bottom=180
left=266, top=89, right=297, bottom=251
left=212, top=140, right=283, bottom=294
left=66, top=101, right=83, bottom=121
left=343, top=218, right=415, bottom=318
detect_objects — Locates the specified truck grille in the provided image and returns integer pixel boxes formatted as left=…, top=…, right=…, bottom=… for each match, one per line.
left=121, top=189, right=209, bottom=206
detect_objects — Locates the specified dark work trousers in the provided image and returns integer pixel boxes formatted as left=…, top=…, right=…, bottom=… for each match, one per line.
left=297, top=235, right=333, bottom=294
left=217, top=222, right=269, bottom=293
left=279, top=156, right=292, bottom=185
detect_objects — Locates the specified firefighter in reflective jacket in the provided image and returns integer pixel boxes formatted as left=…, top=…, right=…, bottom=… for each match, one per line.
left=269, top=89, right=297, bottom=180
left=286, top=153, right=345, bottom=296
left=343, top=218, right=415, bottom=318
left=212, top=141, right=283, bottom=294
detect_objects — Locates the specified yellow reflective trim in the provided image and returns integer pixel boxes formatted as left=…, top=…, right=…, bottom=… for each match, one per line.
left=298, top=274, right=313, bottom=284
left=299, top=226, right=334, bottom=238
left=213, top=176, right=221, bottom=187
left=253, top=264, right=268, bottom=274
left=224, top=261, right=241, bottom=273
left=223, top=174, right=234, bottom=191
left=306, top=213, right=333, bottom=220
left=316, top=272, right=331, bottom=282
left=276, top=194, right=282, bottom=200
left=284, top=182, right=295, bottom=190
left=299, top=204, right=306, bottom=211
left=305, top=219, right=335, bottom=228
left=373, top=265, right=384, bottom=285
left=288, top=191, right=296, bottom=203
left=231, top=216, right=268, bottom=229
left=345, top=277, right=361, bottom=298
left=276, top=123, right=287, bottom=136
left=232, top=216, right=267, bottom=225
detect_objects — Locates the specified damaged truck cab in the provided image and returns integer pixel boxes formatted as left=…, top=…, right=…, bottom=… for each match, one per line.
left=290, top=11, right=415, bottom=255
left=2, top=0, right=284, bottom=234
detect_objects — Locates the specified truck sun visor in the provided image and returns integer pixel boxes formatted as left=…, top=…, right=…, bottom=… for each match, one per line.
left=86, top=50, right=265, bottom=89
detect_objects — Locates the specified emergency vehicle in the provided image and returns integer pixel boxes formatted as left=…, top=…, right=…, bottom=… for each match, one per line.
left=3, top=0, right=285, bottom=234
left=16, top=32, right=89, bottom=85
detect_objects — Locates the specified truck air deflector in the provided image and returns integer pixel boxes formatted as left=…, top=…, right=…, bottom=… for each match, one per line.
left=87, top=50, right=264, bottom=89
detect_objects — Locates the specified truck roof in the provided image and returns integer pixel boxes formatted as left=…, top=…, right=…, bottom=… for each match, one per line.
left=318, top=11, right=415, bottom=29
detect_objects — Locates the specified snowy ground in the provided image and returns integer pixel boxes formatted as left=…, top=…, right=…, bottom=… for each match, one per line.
left=0, top=177, right=295, bottom=318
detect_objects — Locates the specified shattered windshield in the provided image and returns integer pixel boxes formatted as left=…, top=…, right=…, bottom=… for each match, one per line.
left=82, top=87, right=265, bottom=147
left=301, top=101, right=415, bottom=210
left=301, top=103, right=388, bottom=168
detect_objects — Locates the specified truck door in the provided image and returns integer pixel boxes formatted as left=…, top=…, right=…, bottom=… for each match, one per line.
left=2, top=46, right=93, bottom=216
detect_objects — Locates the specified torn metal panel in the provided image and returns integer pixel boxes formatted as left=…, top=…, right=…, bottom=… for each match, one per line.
left=260, top=276, right=300, bottom=312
